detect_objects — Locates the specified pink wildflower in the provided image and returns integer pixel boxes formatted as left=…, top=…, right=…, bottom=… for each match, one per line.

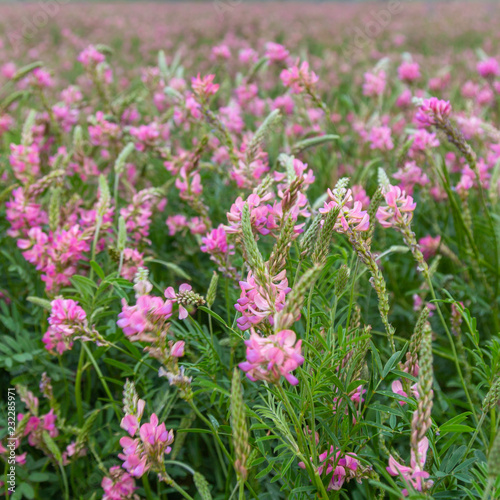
left=239, top=329, right=304, bottom=385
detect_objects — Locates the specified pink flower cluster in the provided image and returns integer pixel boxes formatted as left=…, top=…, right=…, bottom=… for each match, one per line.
left=376, top=185, right=417, bottom=229
left=239, top=329, right=303, bottom=385
left=235, top=270, right=290, bottom=330
left=117, top=284, right=193, bottom=341
left=415, top=97, right=452, bottom=126
left=280, top=61, right=318, bottom=94
left=10, top=143, right=41, bottom=183
left=363, top=70, right=386, bottom=97
left=42, top=298, right=88, bottom=354
left=387, top=438, right=432, bottom=496
left=225, top=193, right=273, bottom=236
left=119, top=409, right=174, bottom=478
left=21, top=409, right=59, bottom=447
left=6, top=187, right=47, bottom=237
left=101, top=466, right=137, bottom=500
left=120, top=248, right=145, bottom=281
left=319, top=188, right=370, bottom=233
left=299, top=447, right=363, bottom=491
left=191, top=73, right=219, bottom=101
left=18, top=225, right=90, bottom=292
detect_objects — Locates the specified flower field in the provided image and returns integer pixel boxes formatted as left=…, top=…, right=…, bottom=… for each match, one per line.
left=1, top=1, right=500, bottom=499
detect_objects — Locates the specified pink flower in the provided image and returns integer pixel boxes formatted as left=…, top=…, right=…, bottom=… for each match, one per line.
left=164, top=283, right=194, bottom=320
left=239, top=329, right=304, bottom=385
left=387, top=437, right=431, bottom=496
left=225, top=193, right=273, bottom=236
left=391, top=380, right=419, bottom=405
left=171, top=340, right=185, bottom=358
left=363, top=70, right=386, bottom=97
left=210, top=44, right=231, bottom=61
left=376, top=185, right=417, bottom=229
left=117, top=295, right=172, bottom=341
left=319, top=188, right=370, bottom=233
left=42, top=299, right=88, bottom=355
left=120, top=249, right=144, bottom=281
left=191, top=73, right=219, bottom=99
left=368, top=125, right=394, bottom=151
left=235, top=270, right=291, bottom=330
left=299, top=447, right=365, bottom=491
left=6, top=188, right=47, bottom=238
left=101, top=466, right=137, bottom=500
left=398, top=60, right=421, bottom=82
left=265, top=42, right=290, bottom=62
left=393, top=161, right=429, bottom=194
left=78, top=45, right=105, bottom=68
left=280, top=60, right=318, bottom=94
left=9, top=143, right=41, bottom=183
left=418, top=235, right=441, bottom=260
left=415, top=97, right=452, bottom=126
left=477, top=57, right=500, bottom=79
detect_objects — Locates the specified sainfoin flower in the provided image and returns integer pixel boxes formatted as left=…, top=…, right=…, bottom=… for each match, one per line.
left=387, top=437, right=432, bottom=496
left=191, top=73, right=219, bottom=99
left=280, top=60, right=318, bottom=93
left=238, top=329, right=304, bottom=385
left=376, top=185, right=417, bottom=228
left=319, top=188, right=370, bottom=233
left=42, top=299, right=88, bottom=355
left=235, top=270, right=290, bottom=330
left=118, top=413, right=174, bottom=478
left=101, top=466, right=137, bottom=500
left=415, top=97, right=452, bottom=126
left=299, top=447, right=369, bottom=491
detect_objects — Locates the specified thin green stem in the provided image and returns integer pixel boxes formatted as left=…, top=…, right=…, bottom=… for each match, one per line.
left=75, top=345, right=86, bottom=426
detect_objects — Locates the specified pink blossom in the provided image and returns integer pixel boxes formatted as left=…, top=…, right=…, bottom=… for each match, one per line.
left=477, top=57, right=500, bottom=79
left=363, top=70, right=386, bottom=97
left=120, top=249, right=145, bottom=281
left=391, top=380, right=419, bottom=405
left=418, top=235, right=441, bottom=260
left=42, top=298, right=87, bottom=354
left=415, top=97, right=452, bottom=126
left=280, top=61, right=318, bottom=94
left=368, top=125, right=394, bottom=151
left=239, top=329, right=304, bottom=385
left=78, top=45, right=105, bottom=68
left=319, top=188, right=370, bottom=233
left=387, top=437, right=432, bottom=496
left=101, top=466, right=137, bottom=500
left=376, top=185, right=417, bottom=228
left=235, top=269, right=291, bottom=330
left=191, top=73, right=219, bottom=100
left=265, top=42, right=290, bottom=62
left=398, top=61, right=421, bottom=82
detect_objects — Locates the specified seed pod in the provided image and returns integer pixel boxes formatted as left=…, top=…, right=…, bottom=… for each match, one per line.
left=312, top=206, right=340, bottom=265
left=483, top=377, right=500, bottom=413
left=488, top=429, right=500, bottom=477
left=275, top=265, right=320, bottom=331
left=300, top=214, right=322, bottom=259
left=230, top=368, right=250, bottom=482
left=194, top=472, right=213, bottom=500
left=334, top=264, right=350, bottom=298
left=206, top=271, right=219, bottom=308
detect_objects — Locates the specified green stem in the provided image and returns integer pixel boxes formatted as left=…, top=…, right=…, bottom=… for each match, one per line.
left=82, top=343, right=121, bottom=420
left=481, top=476, right=494, bottom=500
left=75, top=346, right=86, bottom=426
left=277, top=385, right=329, bottom=499
left=426, top=278, right=485, bottom=442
